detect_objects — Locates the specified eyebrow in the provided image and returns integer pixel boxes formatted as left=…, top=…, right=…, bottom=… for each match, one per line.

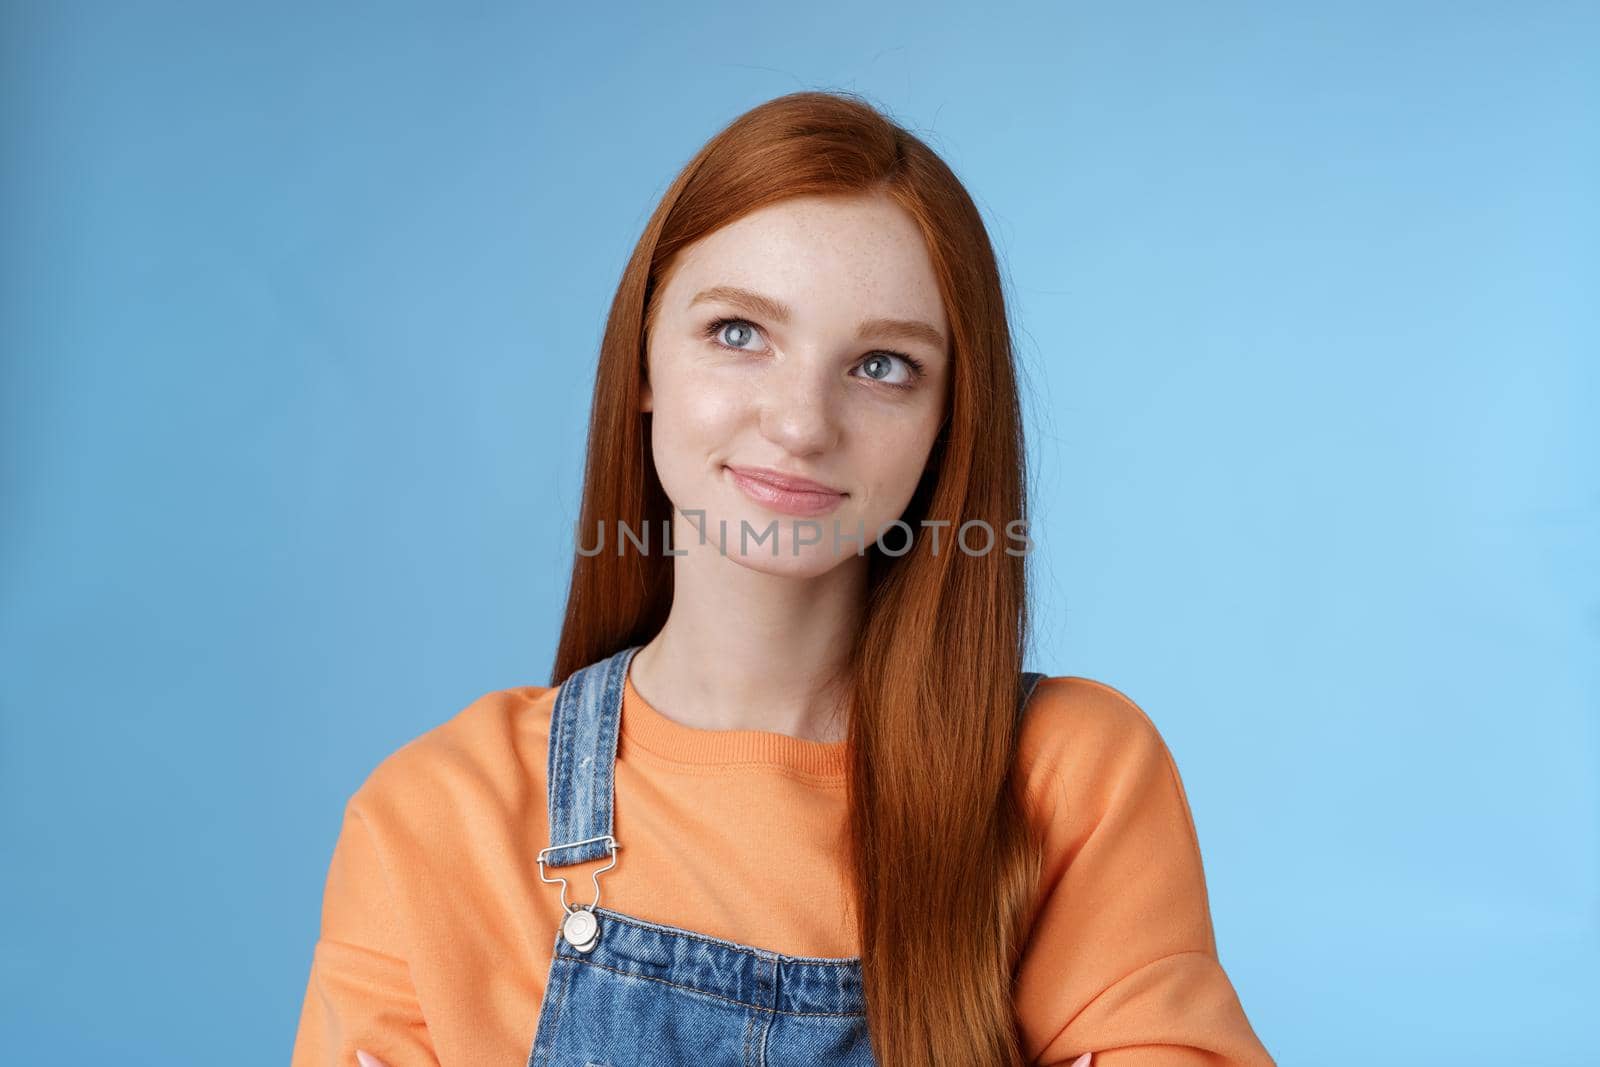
left=688, top=285, right=947, bottom=353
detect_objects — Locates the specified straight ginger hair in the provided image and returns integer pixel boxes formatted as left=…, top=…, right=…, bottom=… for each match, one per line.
left=552, top=91, right=1038, bottom=1067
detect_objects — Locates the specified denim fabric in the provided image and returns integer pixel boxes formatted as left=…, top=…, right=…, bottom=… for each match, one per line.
left=527, top=643, right=1046, bottom=1066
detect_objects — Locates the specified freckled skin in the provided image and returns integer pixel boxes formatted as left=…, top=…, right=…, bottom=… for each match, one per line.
left=641, top=191, right=950, bottom=579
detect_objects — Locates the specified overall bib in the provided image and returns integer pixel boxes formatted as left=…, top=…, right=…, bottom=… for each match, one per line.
left=525, top=644, right=1046, bottom=1067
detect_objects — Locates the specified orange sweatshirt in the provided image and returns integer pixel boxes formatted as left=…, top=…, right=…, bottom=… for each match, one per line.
left=290, top=673, right=1273, bottom=1066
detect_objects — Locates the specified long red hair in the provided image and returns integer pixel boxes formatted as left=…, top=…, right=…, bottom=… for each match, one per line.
left=551, top=90, right=1038, bottom=1066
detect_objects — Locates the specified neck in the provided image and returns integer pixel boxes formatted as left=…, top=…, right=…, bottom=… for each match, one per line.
left=629, top=521, right=866, bottom=744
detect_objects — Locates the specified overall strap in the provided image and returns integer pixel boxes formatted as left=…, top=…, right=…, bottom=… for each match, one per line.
left=541, top=643, right=641, bottom=868
left=1019, top=670, right=1046, bottom=720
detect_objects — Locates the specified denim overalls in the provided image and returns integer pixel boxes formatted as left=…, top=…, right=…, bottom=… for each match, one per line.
left=526, top=643, right=1046, bottom=1066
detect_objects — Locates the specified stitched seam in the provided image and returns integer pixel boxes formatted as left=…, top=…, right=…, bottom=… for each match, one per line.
left=530, top=951, right=576, bottom=1066
left=591, top=657, right=616, bottom=840
left=593, top=908, right=862, bottom=964
left=566, top=957, right=865, bottom=1017
left=618, top=741, right=850, bottom=787
left=548, top=671, right=576, bottom=847
left=756, top=1008, right=773, bottom=1067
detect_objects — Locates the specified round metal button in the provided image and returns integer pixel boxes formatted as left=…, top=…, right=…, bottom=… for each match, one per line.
left=562, top=908, right=600, bottom=952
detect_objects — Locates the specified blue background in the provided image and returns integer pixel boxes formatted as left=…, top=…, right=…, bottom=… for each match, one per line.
left=3, top=3, right=1595, bottom=1064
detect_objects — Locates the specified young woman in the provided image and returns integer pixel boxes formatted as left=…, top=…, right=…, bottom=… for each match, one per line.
left=292, top=91, right=1274, bottom=1067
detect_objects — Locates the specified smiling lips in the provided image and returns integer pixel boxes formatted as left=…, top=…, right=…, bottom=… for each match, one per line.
left=725, top=465, right=847, bottom=517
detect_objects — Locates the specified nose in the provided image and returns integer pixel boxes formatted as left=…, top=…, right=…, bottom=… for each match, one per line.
left=758, top=356, right=840, bottom=457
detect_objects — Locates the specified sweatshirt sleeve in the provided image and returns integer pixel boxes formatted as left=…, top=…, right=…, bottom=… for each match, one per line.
left=290, top=792, right=441, bottom=1067
left=1015, top=683, right=1274, bottom=1066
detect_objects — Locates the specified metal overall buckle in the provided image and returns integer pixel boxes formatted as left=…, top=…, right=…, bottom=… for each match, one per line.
left=536, top=833, right=619, bottom=953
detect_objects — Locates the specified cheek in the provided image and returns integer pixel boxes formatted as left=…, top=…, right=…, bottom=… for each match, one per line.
left=850, top=403, right=944, bottom=504
left=656, top=341, right=748, bottom=411
left=648, top=352, right=748, bottom=472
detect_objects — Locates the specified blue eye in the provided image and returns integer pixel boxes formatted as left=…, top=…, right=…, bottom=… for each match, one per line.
left=701, top=316, right=927, bottom=391
left=855, top=353, right=920, bottom=387
left=704, top=317, right=767, bottom=352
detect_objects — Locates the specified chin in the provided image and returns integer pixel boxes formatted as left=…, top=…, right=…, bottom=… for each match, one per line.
left=726, top=547, right=855, bottom=580
left=698, top=508, right=857, bottom=578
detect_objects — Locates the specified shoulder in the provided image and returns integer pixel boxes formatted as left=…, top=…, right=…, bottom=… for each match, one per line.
left=1014, top=675, right=1191, bottom=831
left=312, top=684, right=560, bottom=955
left=345, top=683, right=558, bottom=833
left=1011, top=676, right=1225, bottom=968
left=1018, top=674, right=1175, bottom=775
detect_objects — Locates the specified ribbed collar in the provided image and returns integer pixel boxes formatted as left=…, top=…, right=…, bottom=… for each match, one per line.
left=620, top=672, right=850, bottom=781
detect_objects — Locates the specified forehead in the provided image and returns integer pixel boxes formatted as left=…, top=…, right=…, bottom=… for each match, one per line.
left=663, top=193, right=947, bottom=330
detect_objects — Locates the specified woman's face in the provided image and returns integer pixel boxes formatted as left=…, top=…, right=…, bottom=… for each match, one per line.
left=643, top=191, right=950, bottom=579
